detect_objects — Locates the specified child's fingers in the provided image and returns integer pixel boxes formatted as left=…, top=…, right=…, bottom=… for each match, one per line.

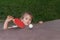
left=7, top=15, right=14, bottom=19
left=5, top=17, right=14, bottom=22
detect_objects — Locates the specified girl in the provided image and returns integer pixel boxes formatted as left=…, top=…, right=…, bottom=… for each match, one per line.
left=3, top=12, right=33, bottom=30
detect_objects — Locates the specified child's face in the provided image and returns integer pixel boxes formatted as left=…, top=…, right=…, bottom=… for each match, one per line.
left=22, top=14, right=32, bottom=25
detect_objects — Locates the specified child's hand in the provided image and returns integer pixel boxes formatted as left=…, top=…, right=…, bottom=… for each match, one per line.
left=3, top=15, right=14, bottom=30
left=5, top=15, right=14, bottom=22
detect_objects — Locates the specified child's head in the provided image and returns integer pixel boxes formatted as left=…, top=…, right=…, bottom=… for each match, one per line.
left=21, top=12, right=33, bottom=25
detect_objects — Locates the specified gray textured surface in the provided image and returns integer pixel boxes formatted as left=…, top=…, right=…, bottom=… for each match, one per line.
left=0, top=20, right=60, bottom=40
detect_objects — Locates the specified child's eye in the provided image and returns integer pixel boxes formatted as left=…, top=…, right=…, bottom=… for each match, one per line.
left=29, top=19, right=32, bottom=21
left=25, top=18, right=28, bottom=20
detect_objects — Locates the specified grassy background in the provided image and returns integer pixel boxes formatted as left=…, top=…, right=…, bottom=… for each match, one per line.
left=0, top=0, right=60, bottom=23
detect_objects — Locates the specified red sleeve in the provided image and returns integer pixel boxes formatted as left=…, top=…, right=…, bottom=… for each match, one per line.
left=13, top=18, right=25, bottom=29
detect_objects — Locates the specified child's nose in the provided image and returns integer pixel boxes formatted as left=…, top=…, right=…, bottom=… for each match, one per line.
left=26, top=19, right=30, bottom=22
left=27, top=21, right=30, bottom=23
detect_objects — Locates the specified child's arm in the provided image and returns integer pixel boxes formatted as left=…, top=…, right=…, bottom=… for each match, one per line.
left=3, top=20, right=9, bottom=30
left=3, top=16, right=14, bottom=30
